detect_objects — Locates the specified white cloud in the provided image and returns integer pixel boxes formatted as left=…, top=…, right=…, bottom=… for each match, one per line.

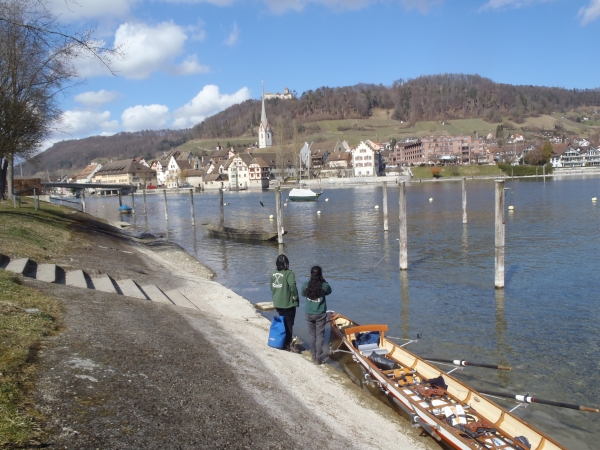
left=58, top=110, right=119, bottom=136
left=47, top=0, right=138, bottom=20
left=170, top=54, right=210, bottom=75
left=579, top=0, right=600, bottom=25
left=121, top=104, right=170, bottom=131
left=224, top=23, right=240, bottom=46
left=172, top=85, right=250, bottom=129
left=261, top=0, right=436, bottom=13
left=74, top=90, right=119, bottom=107
left=479, top=0, right=551, bottom=11
left=74, top=21, right=210, bottom=79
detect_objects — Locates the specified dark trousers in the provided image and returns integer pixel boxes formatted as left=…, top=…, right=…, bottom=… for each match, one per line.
left=276, top=307, right=296, bottom=349
left=306, top=312, right=327, bottom=360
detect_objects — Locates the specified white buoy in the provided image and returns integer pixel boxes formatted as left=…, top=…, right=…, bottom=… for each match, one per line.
left=508, top=205, right=514, bottom=210
left=284, top=203, right=288, bottom=206
left=429, top=198, right=433, bottom=202
left=325, top=198, right=329, bottom=202
left=593, top=197, right=597, bottom=202
left=317, top=211, right=321, bottom=215
left=375, top=205, right=379, bottom=209
left=269, top=214, right=274, bottom=219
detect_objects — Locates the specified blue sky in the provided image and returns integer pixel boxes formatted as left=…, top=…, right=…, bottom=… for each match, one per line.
left=47, top=0, right=600, bottom=146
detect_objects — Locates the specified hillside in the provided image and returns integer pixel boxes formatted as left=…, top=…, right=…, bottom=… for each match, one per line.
left=32, top=74, right=600, bottom=176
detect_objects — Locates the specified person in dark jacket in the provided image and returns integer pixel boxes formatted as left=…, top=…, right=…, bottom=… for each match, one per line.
left=301, top=266, right=332, bottom=365
left=270, top=254, right=300, bottom=352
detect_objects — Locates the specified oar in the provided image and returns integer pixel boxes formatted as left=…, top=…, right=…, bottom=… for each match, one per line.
left=478, top=390, right=599, bottom=413
left=423, top=357, right=512, bottom=370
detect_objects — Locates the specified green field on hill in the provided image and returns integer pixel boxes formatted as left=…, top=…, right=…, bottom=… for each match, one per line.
left=176, top=110, right=599, bottom=155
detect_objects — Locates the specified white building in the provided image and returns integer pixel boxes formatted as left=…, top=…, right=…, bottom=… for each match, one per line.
left=264, top=87, right=293, bottom=100
left=352, top=142, right=378, bottom=177
left=258, top=82, right=273, bottom=148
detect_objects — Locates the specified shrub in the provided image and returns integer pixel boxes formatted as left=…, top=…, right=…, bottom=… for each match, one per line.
left=431, top=167, right=442, bottom=178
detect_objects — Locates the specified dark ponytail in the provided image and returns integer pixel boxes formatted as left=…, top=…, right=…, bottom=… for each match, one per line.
left=304, top=266, right=324, bottom=299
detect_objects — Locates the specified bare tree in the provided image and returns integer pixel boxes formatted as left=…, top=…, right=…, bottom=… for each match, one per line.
left=0, top=0, right=120, bottom=199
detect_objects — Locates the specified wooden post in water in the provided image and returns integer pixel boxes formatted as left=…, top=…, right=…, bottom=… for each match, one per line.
left=495, top=180, right=505, bottom=289
left=34, top=188, right=39, bottom=211
left=462, top=177, right=467, bottom=224
left=219, top=187, right=224, bottom=227
left=81, top=189, right=86, bottom=213
left=276, top=186, right=283, bottom=244
left=118, top=189, right=122, bottom=206
left=382, top=181, right=389, bottom=231
left=189, top=189, right=195, bottom=226
left=543, top=164, right=546, bottom=183
left=398, top=182, right=408, bottom=270
left=130, top=191, right=135, bottom=214
left=143, top=189, right=147, bottom=215
left=163, top=188, right=168, bottom=221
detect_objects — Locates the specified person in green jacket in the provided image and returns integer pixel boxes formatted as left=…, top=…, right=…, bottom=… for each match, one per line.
left=270, top=254, right=300, bottom=352
left=301, top=266, right=332, bottom=365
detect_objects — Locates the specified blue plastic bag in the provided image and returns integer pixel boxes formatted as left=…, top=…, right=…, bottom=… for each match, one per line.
left=268, top=316, right=287, bottom=349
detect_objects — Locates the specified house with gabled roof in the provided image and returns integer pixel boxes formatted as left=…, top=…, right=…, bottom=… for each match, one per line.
left=248, top=157, right=270, bottom=188
left=92, top=159, right=156, bottom=187
left=72, top=162, right=102, bottom=184
left=225, top=154, right=254, bottom=190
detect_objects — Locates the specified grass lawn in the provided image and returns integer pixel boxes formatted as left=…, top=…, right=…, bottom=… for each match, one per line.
left=0, top=201, right=72, bottom=445
left=411, top=165, right=503, bottom=179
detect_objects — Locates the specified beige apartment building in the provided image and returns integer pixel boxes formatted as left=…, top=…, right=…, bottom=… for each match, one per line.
left=92, top=159, right=157, bottom=187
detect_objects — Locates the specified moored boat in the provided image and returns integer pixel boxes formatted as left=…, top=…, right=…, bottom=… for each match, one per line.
left=329, top=313, right=566, bottom=450
left=288, top=188, right=322, bottom=202
left=119, top=204, right=133, bottom=214
left=202, top=224, right=284, bottom=241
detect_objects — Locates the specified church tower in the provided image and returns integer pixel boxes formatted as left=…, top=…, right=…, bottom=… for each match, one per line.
left=258, top=81, right=272, bottom=148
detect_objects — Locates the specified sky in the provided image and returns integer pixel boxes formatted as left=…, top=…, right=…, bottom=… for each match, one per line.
left=45, top=0, right=600, bottom=147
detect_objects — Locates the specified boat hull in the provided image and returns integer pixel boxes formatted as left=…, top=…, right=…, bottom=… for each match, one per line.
left=202, top=224, right=281, bottom=241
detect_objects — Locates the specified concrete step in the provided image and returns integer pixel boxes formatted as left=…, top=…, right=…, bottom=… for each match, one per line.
left=181, top=291, right=221, bottom=315
left=164, top=290, right=197, bottom=309
left=36, top=264, right=57, bottom=283
left=65, top=270, right=91, bottom=289
left=141, top=285, right=173, bottom=305
left=115, top=279, right=148, bottom=299
left=6, top=258, right=30, bottom=275
left=91, top=274, right=117, bottom=294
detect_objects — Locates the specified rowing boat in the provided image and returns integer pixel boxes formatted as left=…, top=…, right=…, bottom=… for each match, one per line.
left=329, top=313, right=565, bottom=450
left=202, top=224, right=284, bottom=241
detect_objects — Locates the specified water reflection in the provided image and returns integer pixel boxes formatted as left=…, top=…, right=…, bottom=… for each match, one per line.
left=494, top=289, right=510, bottom=386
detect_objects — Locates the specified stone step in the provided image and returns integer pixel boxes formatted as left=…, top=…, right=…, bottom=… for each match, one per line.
left=5, top=257, right=30, bottom=275
left=36, top=264, right=57, bottom=283
left=141, top=285, right=173, bottom=305
left=65, top=270, right=91, bottom=289
left=91, top=274, right=117, bottom=294
left=115, top=279, right=148, bottom=299
left=181, top=291, right=221, bottom=315
left=256, top=302, right=276, bottom=311
left=164, top=290, right=197, bottom=309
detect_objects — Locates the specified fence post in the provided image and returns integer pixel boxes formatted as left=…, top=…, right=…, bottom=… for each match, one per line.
left=81, top=189, right=86, bottom=213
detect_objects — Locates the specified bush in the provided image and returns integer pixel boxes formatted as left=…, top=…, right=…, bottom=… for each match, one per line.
left=431, top=167, right=442, bottom=178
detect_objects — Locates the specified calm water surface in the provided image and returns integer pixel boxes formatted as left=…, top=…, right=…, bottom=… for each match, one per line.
left=72, top=175, right=600, bottom=449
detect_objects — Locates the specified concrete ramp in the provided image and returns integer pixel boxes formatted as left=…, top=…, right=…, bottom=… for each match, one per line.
left=91, top=274, right=117, bottom=293
left=164, top=290, right=197, bottom=309
left=141, top=285, right=173, bottom=305
left=6, top=258, right=30, bottom=275
left=180, top=291, right=221, bottom=315
left=116, top=279, right=147, bottom=299
left=66, top=270, right=90, bottom=289
left=36, top=264, right=57, bottom=283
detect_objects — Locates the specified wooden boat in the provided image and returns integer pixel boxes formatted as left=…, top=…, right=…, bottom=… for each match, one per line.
left=288, top=188, right=322, bottom=202
left=329, top=313, right=565, bottom=450
left=202, top=224, right=284, bottom=241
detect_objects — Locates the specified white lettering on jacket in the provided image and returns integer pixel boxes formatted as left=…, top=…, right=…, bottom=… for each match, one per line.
left=272, top=273, right=283, bottom=288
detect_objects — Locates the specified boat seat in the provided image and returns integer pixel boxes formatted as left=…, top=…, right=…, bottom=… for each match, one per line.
left=358, top=343, right=389, bottom=356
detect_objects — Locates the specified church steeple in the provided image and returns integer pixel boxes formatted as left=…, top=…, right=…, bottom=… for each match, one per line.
left=258, top=81, right=272, bottom=148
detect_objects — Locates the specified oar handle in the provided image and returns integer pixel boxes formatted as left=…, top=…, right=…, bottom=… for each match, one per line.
left=424, top=358, right=512, bottom=370
left=480, top=390, right=599, bottom=413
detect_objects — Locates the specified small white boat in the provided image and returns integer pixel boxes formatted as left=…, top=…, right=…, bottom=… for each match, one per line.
left=288, top=188, right=322, bottom=202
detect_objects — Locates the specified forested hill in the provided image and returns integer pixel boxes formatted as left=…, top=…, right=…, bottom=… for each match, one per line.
left=193, top=74, right=600, bottom=139
left=27, top=129, right=192, bottom=175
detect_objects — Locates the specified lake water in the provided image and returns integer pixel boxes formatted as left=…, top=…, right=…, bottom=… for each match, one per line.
left=66, top=175, right=600, bottom=449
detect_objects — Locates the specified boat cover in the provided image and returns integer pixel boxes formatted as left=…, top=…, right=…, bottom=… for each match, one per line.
left=289, top=188, right=317, bottom=197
